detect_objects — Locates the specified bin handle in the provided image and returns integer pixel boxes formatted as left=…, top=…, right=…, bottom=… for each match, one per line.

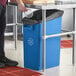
left=24, top=25, right=34, bottom=31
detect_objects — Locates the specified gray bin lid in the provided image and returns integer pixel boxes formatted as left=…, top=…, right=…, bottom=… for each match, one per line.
left=22, top=9, right=64, bottom=25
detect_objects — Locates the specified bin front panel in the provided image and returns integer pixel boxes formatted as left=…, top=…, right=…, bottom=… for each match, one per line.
left=23, top=24, right=41, bottom=70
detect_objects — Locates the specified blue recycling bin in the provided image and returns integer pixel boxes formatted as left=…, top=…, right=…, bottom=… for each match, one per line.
left=22, top=9, right=64, bottom=70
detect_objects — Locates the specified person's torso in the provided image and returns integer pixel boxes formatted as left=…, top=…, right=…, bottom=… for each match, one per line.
left=0, top=0, right=7, bottom=7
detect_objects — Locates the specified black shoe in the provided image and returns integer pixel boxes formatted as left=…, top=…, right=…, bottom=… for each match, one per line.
left=0, top=56, right=18, bottom=66
left=0, top=62, right=5, bottom=68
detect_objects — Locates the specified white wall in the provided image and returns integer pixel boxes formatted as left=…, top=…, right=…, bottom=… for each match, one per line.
left=62, top=8, right=73, bottom=31
left=59, top=0, right=76, bottom=32
left=57, top=0, right=73, bottom=31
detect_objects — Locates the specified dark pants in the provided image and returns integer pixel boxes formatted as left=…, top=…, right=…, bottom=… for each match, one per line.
left=0, top=5, right=6, bottom=58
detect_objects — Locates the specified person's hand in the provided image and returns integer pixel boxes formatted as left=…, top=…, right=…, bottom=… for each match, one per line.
left=18, top=2, right=27, bottom=12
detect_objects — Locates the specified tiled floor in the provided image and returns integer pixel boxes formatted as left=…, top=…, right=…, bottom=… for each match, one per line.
left=61, top=40, right=72, bottom=48
left=4, top=36, right=76, bottom=76
left=0, top=66, right=42, bottom=76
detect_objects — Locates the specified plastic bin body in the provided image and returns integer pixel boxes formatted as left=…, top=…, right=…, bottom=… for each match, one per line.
left=23, top=16, right=62, bottom=70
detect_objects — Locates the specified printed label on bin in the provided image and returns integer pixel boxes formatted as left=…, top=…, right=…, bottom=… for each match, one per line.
left=27, top=38, right=34, bottom=46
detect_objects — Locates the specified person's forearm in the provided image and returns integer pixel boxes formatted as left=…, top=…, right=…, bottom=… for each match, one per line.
left=16, top=0, right=23, bottom=4
left=16, top=0, right=26, bottom=12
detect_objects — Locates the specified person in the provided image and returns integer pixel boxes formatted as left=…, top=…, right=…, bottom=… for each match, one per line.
left=0, top=0, right=27, bottom=68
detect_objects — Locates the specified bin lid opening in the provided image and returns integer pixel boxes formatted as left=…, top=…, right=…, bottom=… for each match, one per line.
left=22, top=9, right=64, bottom=25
